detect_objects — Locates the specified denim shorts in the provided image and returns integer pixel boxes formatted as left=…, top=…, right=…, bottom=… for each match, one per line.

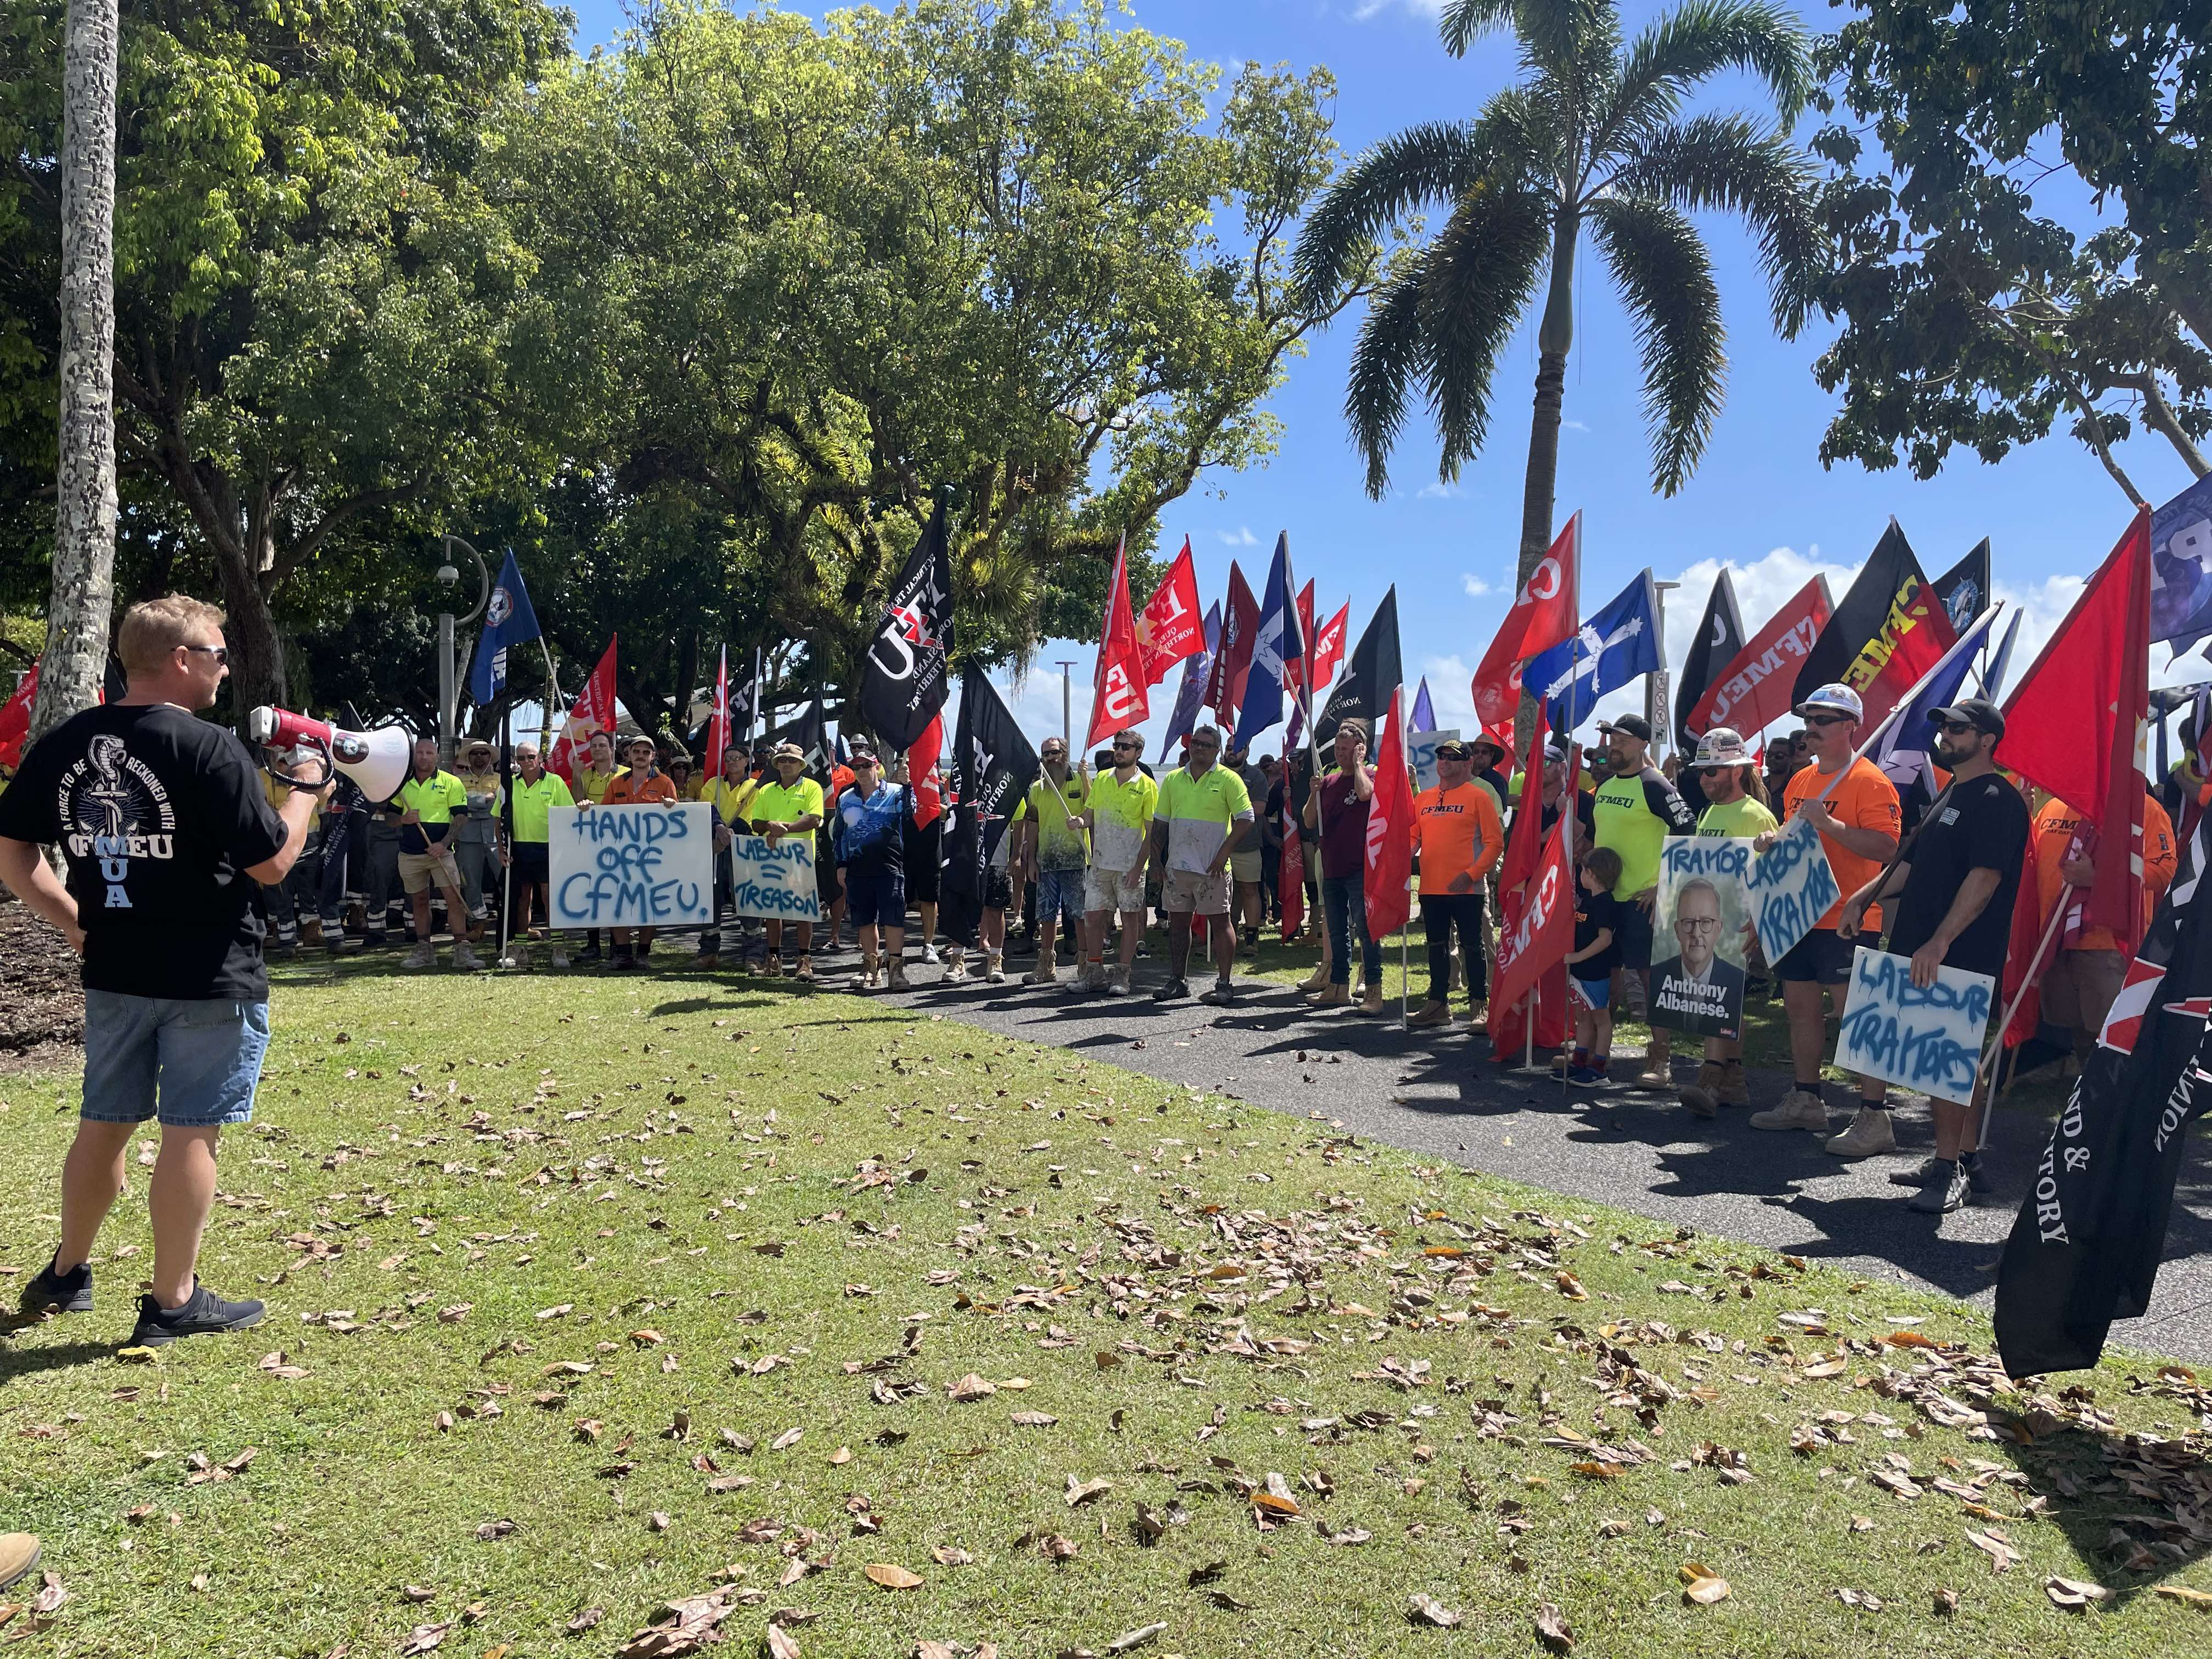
left=82, top=991, right=270, bottom=1128
left=1035, top=866, right=1085, bottom=922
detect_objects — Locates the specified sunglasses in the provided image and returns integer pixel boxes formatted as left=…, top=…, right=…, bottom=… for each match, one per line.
left=1938, top=720, right=1979, bottom=737
left=183, top=644, right=229, bottom=664
left=1803, top=712, right=1852, bottom=727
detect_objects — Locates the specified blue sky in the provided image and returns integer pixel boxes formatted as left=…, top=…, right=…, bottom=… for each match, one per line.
left=565, top=0, right=2200, bottom=754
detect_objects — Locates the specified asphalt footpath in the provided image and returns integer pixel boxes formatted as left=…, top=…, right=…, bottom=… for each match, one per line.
left=859, top=949, right=2212, bottom=1364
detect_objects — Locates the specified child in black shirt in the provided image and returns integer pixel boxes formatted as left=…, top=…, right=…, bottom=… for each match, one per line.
left=1566, top=847, right=1624, bottom=1086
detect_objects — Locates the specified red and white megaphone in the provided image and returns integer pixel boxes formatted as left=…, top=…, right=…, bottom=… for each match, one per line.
left=247, top=706, right=411, bottom=802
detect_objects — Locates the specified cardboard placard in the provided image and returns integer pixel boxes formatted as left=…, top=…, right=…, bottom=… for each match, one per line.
left=727, top=832, right=823, bottom=923
left=1746, top=813, right=1839, bottom=967
left=1649, top=836, right=1756, bottom=1040
left=1836, top=946, right=1995, bottom=1105
left=548, top=803, right=713, bottom=929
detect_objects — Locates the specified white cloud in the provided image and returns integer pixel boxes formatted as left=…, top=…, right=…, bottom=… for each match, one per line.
left=1351, top=0, right=1443, bottom=19
left=1418, top=654, right=1477, bottom=733
left=1417, top=480, right=1463, bottom=500
left=1217, top=526, right=1260, bottom=548
left=1562, top=419, right=1590, bottom=433
left=1460, top=573, right=1492, bottom=598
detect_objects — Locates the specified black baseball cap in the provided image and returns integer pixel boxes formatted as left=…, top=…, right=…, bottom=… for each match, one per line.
left=1597, top=714, right=1652, bottom=742
left=1928, top=698, right=2005, bottom=738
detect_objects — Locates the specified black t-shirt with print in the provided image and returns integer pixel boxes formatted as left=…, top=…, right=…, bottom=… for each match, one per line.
left=1573, top=888, right=1622, bottom=980
left=0, top=704, right=289, bottom=1001
left=1883, top=771, right=2029, bottom=980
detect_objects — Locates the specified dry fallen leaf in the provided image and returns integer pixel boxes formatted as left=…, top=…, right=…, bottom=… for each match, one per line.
left=1534, top=1602, right=1576, bottom=1654
left=564, top=1606, right=606, bottom=1635
left=1555, top=1272, right=1588, bottom=1302
left=1932, top=1588, right=1960, bottom=1616
left=1104, top=1623, right=1166, bottom=1654
left=1065, top=1476, right=1115, bottom=1507
left=1407, top=1594, right=1463, bottom=1628
left=2044, top=1576, right=2109, bottom=1611
left=1679, top=1565, right=1731, bottom=1606
left=929, top=1547, right=973, bottom=1567
left=1011, top=1411, right=1059, bottom=1428
left=1965, top=1528, right=2021, bottom=1575
left=397, top=1622, right=450, bottom=1654
left=948, top=1374, right=997, bottom=1402
left=2154, top=1585, right=2212, bottom=1609
left=864, top=1564, right=924, bottom=1591
left=765, top=1628, right=801, bottom=1659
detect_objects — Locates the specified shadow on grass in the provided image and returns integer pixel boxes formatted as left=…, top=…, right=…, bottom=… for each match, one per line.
left=0, top=1337, right=115, bottom=1385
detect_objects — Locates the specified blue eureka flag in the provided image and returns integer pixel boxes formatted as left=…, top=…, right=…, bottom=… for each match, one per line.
left=1164, top=600, right=1223, bottom=752
left=469, top=550, right=543, bottom=704
left=1232, top=533, right=1298, bottom=752
left=1523, top=570, right=1660, bottom=731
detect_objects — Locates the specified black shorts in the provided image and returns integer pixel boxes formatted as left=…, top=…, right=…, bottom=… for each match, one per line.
left=1613, top=898, right=1655, bottom=970
left=902, top=820, right=942, bottom=902
left=981, top=866, right=1013, bottom=912
left=817, top=841, right=843, bottom=904
left=511, top=843, right=550, bottom=884
left=1776, top=926, right=1853, bottom=985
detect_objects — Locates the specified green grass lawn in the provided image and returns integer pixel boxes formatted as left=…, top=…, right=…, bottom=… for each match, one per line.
left=1, top=962, right=2206, bottom=1656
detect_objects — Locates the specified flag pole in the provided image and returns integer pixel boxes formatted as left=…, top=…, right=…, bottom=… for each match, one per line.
left=1969, top=885, right=2073, bottom=1152
left=498, top=698, right=515, bottom=967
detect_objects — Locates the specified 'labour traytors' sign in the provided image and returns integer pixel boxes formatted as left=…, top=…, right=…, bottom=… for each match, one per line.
left=727, top=832, right=823, bottom=923
left=1745, top=813, right=1839, bottom=967
left=548, top=803, right=713, bottom=929
left=1835, top=946, right=1996, bottom=1106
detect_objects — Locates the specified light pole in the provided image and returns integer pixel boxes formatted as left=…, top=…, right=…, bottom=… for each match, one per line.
left=1648, top=580, right=1681, bottom=754
left=435, top=534, right=490, bottom=768
left=1054, top=660, right=1076, bottom=749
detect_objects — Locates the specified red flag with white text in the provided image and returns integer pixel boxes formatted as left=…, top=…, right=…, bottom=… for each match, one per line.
left=1209, top=562, right=1260, bottom=721
left=1471, top=514, right=1580, bottom=729
left=1996, top=508, right=2153, bottom=948
left=549, top=637, right=618, bottom=786
left=1308, top=601, right=1350, bottom=693
left=1364, top=688, right=1414, bottom=939
left=1135, top=539, right=1205, bottom=687
left=1086, top=537, right=1150, bottom=749
left=1689, top=577, right=1832, bottom=737
left=909, top=711, right=945, bottom=827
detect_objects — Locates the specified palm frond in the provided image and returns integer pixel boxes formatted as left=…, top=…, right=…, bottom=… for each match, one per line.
left=1419, top=182, right=1556, bottom=481
left=1590, top=193, right=1725, bottom=495
left=1291, top=121, right=1493, bottom=306
left=1346, top=258, right=1437, bottom=499
left=1607, top=112, right=1826, bottom=336
left=1442, top=0, right=1617, bottom=76
left=1600, top=0, right=1813, bottom=152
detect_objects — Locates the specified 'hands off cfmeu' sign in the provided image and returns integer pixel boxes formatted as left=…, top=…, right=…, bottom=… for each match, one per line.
left=548, top=803, right=713, bottom=928
left=729, top=832, right=822, bottom=923
left=1836, top=946, right=1995, bottom=1106
left=1746, top=814, right=1838, bottom=966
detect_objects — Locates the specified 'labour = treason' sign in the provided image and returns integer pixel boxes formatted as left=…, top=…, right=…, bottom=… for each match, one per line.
left=548, top=803, right=713, bottom=929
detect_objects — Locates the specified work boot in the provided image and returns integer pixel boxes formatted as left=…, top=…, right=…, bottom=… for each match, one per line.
left=1714, top=1062, right=1750, bottom=1108
left=1824, top=1106, right=1897, bottom=1158
left=1296, top=964, right=1330, bottom=994
left=794, top=955, right=815, bottom=982
left=1304, top=983, right=1351, bottom=1009
left=0, top=1534, right=40, bottom=1594
left=1356, top=985, right=1387, bottom=1017
left=1026, top=961, right=1058, bottom=986
left=859, top=949, right=881, bottom=990
left=984, top=951, right=1006, bottom=984
left=1635, top=1038, right=1673, bottom=1090
left=764, top=951, right=784, bottom=979
left=403, top=941, right=436, bottom=970
left=1750, top=1088, right=1830, bottom=1132
left=1406, top=1000, right=1451, bottom=1029
left=1680, top=1061, right=1725, bottom=1120
left=452, top=940, right=483, bottom=972
left=885, top=961, right=910, bottom=991
left=300, top=916, right=324, bottom=947
left=550, top=946, right=571, bottom=970
left=1106, top=966, right=1131, bottom=997
left=942, top=947, right=967, bottom=983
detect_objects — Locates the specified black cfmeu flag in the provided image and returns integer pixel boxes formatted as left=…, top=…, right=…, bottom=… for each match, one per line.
left=942, top=668, right=1037, bottom=900
left=1316, top=587, right=1401, bottom=747
left=770, top=698, right=831, bottom=774
left=1931, top=538, right=1992, bottom=635
left=860, top=502, right=955, bottom=752
left=1675, top=568, right=1745, bottom=742
left=1792, top=521, right=1927, bottom=705
left=1995, top=816, right=2212, bottom=1376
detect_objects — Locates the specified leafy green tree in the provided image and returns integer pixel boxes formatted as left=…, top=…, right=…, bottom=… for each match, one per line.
left=1815, top=3, right=2212, bottom=503
left=0, top=0, right=571, bottom=712
left=1292, top=0, right=1821, bottom=589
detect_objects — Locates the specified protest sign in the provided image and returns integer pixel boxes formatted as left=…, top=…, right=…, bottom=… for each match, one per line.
left=1408, top=729, right=1458, bottom=793
left=1650, top=837, right=1755, bottom=1040
left=1746, top=813, right=1839, bottom=967
left=548, top=803, right=713, bottom=929
left=1836, top=946, right=1996, bottom=1105
left=728, top=832, right=824, bottom=923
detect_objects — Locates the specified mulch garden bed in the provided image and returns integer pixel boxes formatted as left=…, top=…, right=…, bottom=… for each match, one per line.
left=0, top=887, right=83, bottom=1069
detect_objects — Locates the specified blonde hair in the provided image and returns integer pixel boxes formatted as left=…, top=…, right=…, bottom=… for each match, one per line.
left=117, top=595, right=225, bottom=675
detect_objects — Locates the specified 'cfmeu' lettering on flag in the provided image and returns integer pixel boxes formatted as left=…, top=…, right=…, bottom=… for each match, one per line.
left=1844, top=576, right=1938, bottom=691
left=1707, top=614, right=1822, bottom=727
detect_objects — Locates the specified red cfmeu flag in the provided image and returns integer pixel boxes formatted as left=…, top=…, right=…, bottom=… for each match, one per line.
left=1847, top=575, right=1959, bottom=731
left=0, top=660, right=36, bottom=769
left=703, top=646, right=732, bottom=780
left=1086, top=535, right=1150, bottom=749
left=1208, top=561, right=1260, bottom=721
left=1309, top=600, right=1350, bottom=693
left=909, top=710, right=945, bottom=827
left=1135, top=538, right=1204, bottom=687
left=1471, top=512, right=1580, bottom=729
left=1996, top=507, right=2153, bottom=947
left=1689, top=577, right=1831, bottom=737
left=1363, top=687, right=1414, bottom=940
left=1279, top=790, right=1305, bottom=943
left=1491, top=709, right=1569, bottom=1052
left=549, top=637, right=618, bottom=785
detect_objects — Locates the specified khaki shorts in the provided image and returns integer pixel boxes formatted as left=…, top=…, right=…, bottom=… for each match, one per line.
left=1085, top=865, right=1147, bottom=915
left=398, top=845, right=464, bottom=896
left=1164, top=866, right=1232, bottom=917
left=2041, top=947, right=2126, bottom=1035
left=1231, top=848, right=1262, bottom=884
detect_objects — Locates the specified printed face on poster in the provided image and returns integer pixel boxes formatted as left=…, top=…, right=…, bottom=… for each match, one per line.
left=1746, top=813, right=1839, bottom=967
left=548, top=803, right=714, bottom=928
left=1650, top=837, right=1754, bottom=1040
left=727, top=832, right=823, bottom=922
left=1836, top=946, right=1995, bottom=1105
left=1408, top=729, right=1458, bottom=793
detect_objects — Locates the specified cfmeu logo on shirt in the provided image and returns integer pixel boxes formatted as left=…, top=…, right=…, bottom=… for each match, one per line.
left=60, top=735, right=177, bottom=908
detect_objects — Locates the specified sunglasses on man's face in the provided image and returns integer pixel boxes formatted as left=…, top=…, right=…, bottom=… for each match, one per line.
left=1803, top=713, right=1850, bottom=727
left=183, top=644, right=229, bottom=665
left=1938, top=720, right=1979, bottom=737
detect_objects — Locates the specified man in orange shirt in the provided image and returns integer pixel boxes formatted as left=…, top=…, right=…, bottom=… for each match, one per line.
left=599, top=735, right=680, bottom=969
left=2030, top=788, right=2177, bottom=1060
left=1750, top=684, right=1903, bottom=1154
left=1405, top=739, right=1505, bottom=1030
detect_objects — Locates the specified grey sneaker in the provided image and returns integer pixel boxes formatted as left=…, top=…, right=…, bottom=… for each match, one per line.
left=550, top=946, right=571, bottom=969
left=402, top=941, right=436, bottom=970
left=452, top=941, right=483, bottom=972
left=1824, top=1105, right=1897, bottom=1158
left=1906, top=1158, right=1974, bottom=1214
left=1105, top=966, right=1130, bottom=997
left=1750, top=1088, right=1830, bottom=1132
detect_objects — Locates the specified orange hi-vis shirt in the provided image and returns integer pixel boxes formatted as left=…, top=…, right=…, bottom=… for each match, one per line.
left=602, top=769, right=678, bottom=807
left=1410, top=780, right=1505, bottom=896
left=1782, top=754, right=1901, bottom=932
left=2032, top=792, right=2175, bottom=953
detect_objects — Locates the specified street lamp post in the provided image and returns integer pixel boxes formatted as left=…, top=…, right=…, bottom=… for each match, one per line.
left=1053, top=660, right=1076, bottom=749
left=1648, top=579, right=1681, bottom=754
left=436, top=534, right=490, bottom=769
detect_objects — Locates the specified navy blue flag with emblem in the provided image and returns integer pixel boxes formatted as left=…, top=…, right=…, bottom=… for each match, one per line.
left=468, top=550, right=543, bottom=705
left=1523, top=571, right=1660, bottom=732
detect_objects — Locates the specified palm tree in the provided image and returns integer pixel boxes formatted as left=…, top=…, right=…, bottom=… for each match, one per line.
left=1294, top=0, right=1824, bottom=590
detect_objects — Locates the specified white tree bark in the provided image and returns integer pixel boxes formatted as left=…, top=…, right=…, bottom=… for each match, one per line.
left=33, top=0, right=121, bottom=743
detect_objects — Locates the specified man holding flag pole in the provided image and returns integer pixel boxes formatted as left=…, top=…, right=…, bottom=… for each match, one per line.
left=466, top=550, right=542, bottom=972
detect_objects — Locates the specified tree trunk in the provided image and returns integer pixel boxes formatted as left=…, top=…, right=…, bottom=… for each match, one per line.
left=208, top=537, right=290, bottom=718
left=33, top=0, right=121, bottom=744
left=1514, top=210, right=1578, bottom=753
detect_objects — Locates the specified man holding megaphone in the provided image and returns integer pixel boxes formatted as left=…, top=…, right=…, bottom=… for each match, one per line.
left=0, top=596, right=327, bottom=1346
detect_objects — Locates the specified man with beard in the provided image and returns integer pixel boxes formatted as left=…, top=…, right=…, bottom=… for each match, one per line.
left=1838, top=699, right=2028, bottom=1212
left=1589, top=715, right=1698, bottom=1086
